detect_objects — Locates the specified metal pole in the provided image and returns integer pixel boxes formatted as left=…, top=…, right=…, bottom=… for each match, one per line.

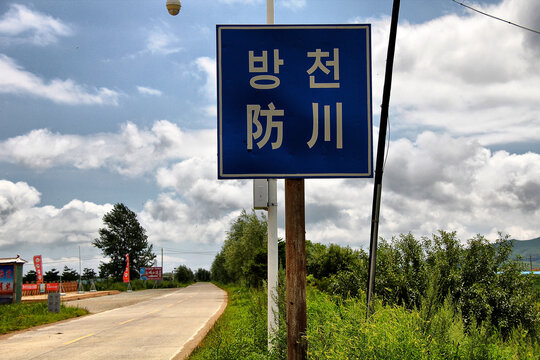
left=267, top=179, right=279, bottom=348
left=267, top=0, right=274, bottom=25
left=78, top=245, right=84, bottom=293
left=366, top=0, right=400, bottom=315
left=266, top=0, right=279, bottom=351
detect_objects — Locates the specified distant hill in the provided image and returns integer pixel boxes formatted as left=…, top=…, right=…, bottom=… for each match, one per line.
left=510, top=237, right=540, bottom=269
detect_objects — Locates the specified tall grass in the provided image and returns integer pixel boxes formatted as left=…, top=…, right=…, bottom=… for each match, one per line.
left=0, top=302, right=88, bottom=334
left=189, top=285, right=539, bottom=360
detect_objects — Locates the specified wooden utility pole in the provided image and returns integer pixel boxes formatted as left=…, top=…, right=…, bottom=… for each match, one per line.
left=285, top=179, right=307, bottom=360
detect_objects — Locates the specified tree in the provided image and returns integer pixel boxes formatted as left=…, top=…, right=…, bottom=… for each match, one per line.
left=195, top=268, right=211, bottom=282
left=43, top=268, right=59, bottom=282
left=61, top=266, right=79, bottom=282
left=176, top=265, right=194, bottom=283
left=211, top=210, right=267, bottom=287
left=82, top=268, right=97, bottom=280
left=93, top=203, right=156, bottom=281
left=393, top=233, right=427, bottom=309
left=211, top=252, right=231, bottom=283
left=23, top=270, right=37, bottom=283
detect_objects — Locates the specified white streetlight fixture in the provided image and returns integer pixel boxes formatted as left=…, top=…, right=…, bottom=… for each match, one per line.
left=166, top=0, right=181, bottom=16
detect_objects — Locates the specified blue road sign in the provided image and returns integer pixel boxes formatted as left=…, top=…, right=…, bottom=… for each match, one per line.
left=140, top=267, right=147, bottom=280
left=217, top=25, right=373, bottom=178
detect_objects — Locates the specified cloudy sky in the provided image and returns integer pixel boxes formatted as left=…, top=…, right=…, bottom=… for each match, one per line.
left=0, top=0, right=538, bottom=276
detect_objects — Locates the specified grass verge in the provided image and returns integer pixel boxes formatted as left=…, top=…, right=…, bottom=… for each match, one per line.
left=0, top=302, right=88, bottom=334
left=189, top=285, right=539, bottom=360
left=189, top=285, right=270, bottom=360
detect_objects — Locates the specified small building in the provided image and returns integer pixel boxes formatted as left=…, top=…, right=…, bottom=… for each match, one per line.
left=0, top=256, right=27, bottom=304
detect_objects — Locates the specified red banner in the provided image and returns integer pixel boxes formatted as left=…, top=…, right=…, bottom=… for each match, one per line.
left=46, top=283, right=59, bottom=291
left=22, top=283, right=39, bottom=291
left=33, top=255, right=43, bottom=283
left=123, top=254, right=130, bottom=283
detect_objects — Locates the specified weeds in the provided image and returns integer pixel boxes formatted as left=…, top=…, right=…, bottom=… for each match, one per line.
left=190, top=284, right=540, bottom=360
left=0, top=302, right=88, bottom=334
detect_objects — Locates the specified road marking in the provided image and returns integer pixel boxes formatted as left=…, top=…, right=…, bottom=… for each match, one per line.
left=167, top=303, right=174, bottom=308
left=177, top=291, right=200, bottom=304
left=64, top=333, right=94, bottom=345
left=149, top=309, right=160, bottom=314
left=119, top=318, right=136, bottom=325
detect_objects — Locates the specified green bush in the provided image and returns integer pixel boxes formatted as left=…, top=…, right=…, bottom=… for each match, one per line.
left=190, top=285, right=540, bottom=359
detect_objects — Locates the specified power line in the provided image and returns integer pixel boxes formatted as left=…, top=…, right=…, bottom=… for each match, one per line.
left=452, top=0, right=540, bottom=35
left=162, top=249, right=217, bottom=256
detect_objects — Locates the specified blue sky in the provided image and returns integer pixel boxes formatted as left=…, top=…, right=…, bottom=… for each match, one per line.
left=0, top=0, right=538, bottom=275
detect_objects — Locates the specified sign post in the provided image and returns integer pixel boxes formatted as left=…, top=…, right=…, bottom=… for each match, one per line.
left=217, top=24, right=372, bottom=360
left=285, top=179, right=307, bottom=359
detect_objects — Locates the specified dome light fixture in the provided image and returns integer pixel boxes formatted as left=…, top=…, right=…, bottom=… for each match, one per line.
left=166, top=0, right=181, bottom=16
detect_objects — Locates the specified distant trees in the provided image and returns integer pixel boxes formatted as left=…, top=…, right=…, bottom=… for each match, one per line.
left=43, top=268, right=59, bottom=282
left=176, top=265, right=194, bottom=283
left=61, top=266, right=79, bottom=282
left=195, top=268, right=211, bottom=282
left=211, top=210, right=277, bottom=287
left=93, top=203, right=156, bottom=281
left=23, top=270, right=37, bottom=283
left=82, top=267, right=97, bottom=280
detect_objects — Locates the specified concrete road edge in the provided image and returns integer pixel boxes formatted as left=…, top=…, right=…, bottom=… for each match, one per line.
left=171, top=285, right=229, bottom=360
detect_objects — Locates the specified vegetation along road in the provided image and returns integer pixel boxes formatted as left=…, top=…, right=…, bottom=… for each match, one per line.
left=0, top=283, right=227, bottom=360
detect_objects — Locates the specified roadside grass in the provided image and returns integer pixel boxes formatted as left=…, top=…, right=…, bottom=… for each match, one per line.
left=189, top=285, right=270, bottom=360
left=0, top=302, right=88, bottom=334
left=189, top=285, right=540, bottom=360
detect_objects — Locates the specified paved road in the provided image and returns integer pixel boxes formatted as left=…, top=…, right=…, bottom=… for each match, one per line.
left=64, top=288, right=181, bottom=313
left=1, top=283, right=227, bottom=360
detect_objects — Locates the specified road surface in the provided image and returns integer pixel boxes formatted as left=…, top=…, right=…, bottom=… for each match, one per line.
left=1, top=282, right=227, bottom=360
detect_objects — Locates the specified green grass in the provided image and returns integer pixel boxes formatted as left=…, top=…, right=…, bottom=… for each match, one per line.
left=189, top=285, right=270, bottom=360
left=189, top=285, right=540, bottom=360
left=0, top=302, right=88, bottom=334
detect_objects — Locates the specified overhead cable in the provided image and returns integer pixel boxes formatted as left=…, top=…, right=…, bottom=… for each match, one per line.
left=452, top=0, right=540, bottom=35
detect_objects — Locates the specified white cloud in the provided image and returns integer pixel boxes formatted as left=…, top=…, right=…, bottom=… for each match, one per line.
left=195, top=56, right=216, bottom=99
left=147, top=129, right=540, bottom=249
left=145, top=24, right=182, bottom=55
left=156, top=157, right=251, bottom=219
left=0, top=54, right=120, bottom=105
left=0, top=181, right=111, bottom=248
left=1, top=132, right=538, bottom=273
left=140, top=193, right=243, bottom=247
left=279, top=0, right=306, bottom=10
left=0, top=180, right=41, bottom=222
left=354, top=0, right=540, bottom=146
left=137, top=86, right=163, bottom=96
left=193, top=56, right=217, bottom=117
left=0, top=4, right=72, bottom=46
left=0, top=121, right=215, bottom=176
left=302, top=131, right=540, bottom=245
